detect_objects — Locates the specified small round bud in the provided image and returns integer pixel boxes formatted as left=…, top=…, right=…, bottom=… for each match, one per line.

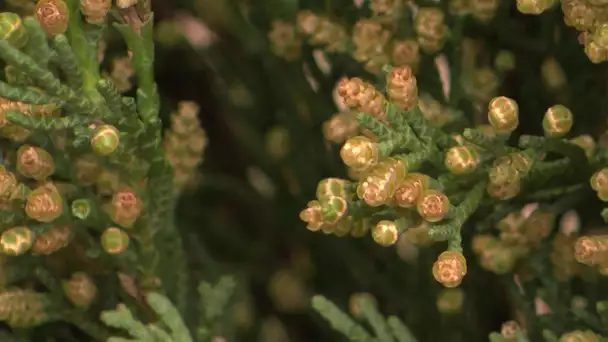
left=489, top=162, right=519, bottom=186
left=0, top=12, right=28, bottom=48
left=0, top=226, right=34, bottom=256
left=63, top=272, right=97, bottom=308
left=268, top=20, right=301, bottom=61
left=372, top=220, right=399, bottom=246
left=386, top=66, right=418, bottom=111
left=394, top=173, right=428, bottom=208
left=91, top=124, right=120, bottom=156
left=417, top=190, right=450, bottom=222
left=594, top=24, right=608, bottom=50
left=299, top=201, right=325, bottom=231
left=80, top=0, right=112, bottom=24
left=470, top=0, right=500, bottom=22
left=543, top=105, right=573, bottom=138
left=340, top=136, right=378, bottom=171
left=16, top=145, right=55, bottom=181
left=414, top=8, right=447, bottom=53
left=558, top=330, right=602, bottom=342
left=323, top=112, right=359, bottom=144
left=584, top=40, right=607, bottom=64
left=444, top=145, right=480, bottom=174
left=109, top=188, right=143, bottom=228
left=316, top=178, right=348, bottom=199
left=500, top=320, right=521, bottom=339
left=508, top=152, right=534, bottom=175
left=432, top=251, right=467, bottom=287
left=0, top=169, right=18, bottom=199
left=319, top=195, right=348, bottom=224
left=31, top=225, right=72, bottom=255
left=574, top=235, right=608, bottom=266
left=26, top=183, right=63, bottom=222
left=71, top=199, right=92, bottom=220
left=591, top=168, right=608, bottom=193
left=488, top=96, right=519, bottom=134
left=390, top=39, right=420, bottom=70
left=35, top=0, right=70, bottom=36
left=101, top=227, right=130, bottom=254
left=487, top=175, right=521, bottom=200
left=336, top=77, right=386, bottom=119
left=516, top=0, right=555, bottom=14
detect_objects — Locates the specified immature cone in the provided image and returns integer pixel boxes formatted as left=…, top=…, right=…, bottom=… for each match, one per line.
left=323, top=112, right=359, bottom=143
left=0, top=226, right=34, bottom=256
left=63, top=272, right=97, bottom=308
left=444, top=145, right=480, bottom=174
left=417, top=190, right=450, bottom=222
left=394, top=173, right=428, bottom=208
left=516, top=0, right=555, bottom=14
left=351, top=19, right=391, bottom=72
left=35, top=0, right=69, bottom=36
left=80, top=0, right=112, bottom=24
left=574, top=235, right=608, bottom=266
left=357, top=158, right=405, bottom=206
left=561, top=0, right=595, bottom=31
left=0, top=289, right=51, bottom=328
left=478, top=245, right=516, bottom=274
left=340, top=136, right=379, bottom=171
left=299, top=201, right=325, bottom=231
left=16, top=145, right=54, bottom=181
left=268, top=20, right=301, bottom=61
left=71, top=199, right=92, bottom=220
left=522, top=210, right=555, bottom=245
left=109, top=188, right=143, bottom=228
left=414, top=7, right=447, bottom=53
left=31, top=225, right=72, bottom=255
left=336, top=77, right=386, bottom=119
left=26, top=183, right=63, bottom=222
left=432, top=251, right=467, bottom=287
left=372, top=220, right=399, bottom=246
left=487, top=174, right=521, bottom=200
left=591, top=168, right=608, bottom=201
left=101, top=227, right=129, bottom=254
left=391, top=39, right=420, bottom=71
left=91, top=124, right=120, bottom=156
left=558, top=330, right=601, bottom=342
left=500, top=320, right=521, bottom=339
left=386, top=66, right=418, bottom=111
left=316, top=178, right=348, bottom=199
left=543, top=105, right=573, bottom=138
left=0, top=169, right=18, bottom=200
left=0, top=12, right=28, bottom=48
left=164, top=101, right=207, bottom=191
left=488, top=96, right=519, bottom=134
left=470, top=0, right=500, bottom=22
left=489, top=162, right=519, bottom=186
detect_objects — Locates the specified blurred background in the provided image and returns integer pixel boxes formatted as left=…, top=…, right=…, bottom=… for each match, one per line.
left=5, top=0, right=608, bottom=341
